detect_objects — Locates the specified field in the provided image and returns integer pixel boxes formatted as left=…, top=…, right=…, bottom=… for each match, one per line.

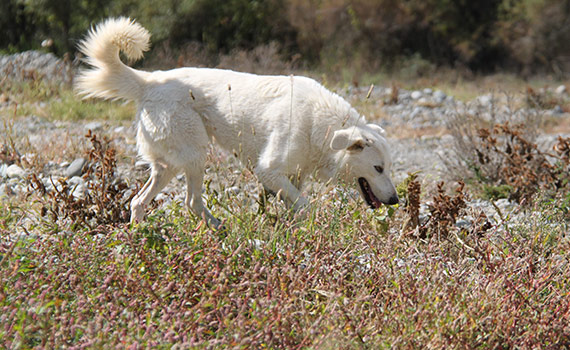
left=1, top=55, right=570, bottom=348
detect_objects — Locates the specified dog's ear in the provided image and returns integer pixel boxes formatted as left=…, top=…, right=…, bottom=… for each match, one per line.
left=367, top=123, right=386, bottom=136
left=330, top=129, right=365, bottom=151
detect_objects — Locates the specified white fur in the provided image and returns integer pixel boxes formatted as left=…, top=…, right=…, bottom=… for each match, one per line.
left=76, top=18, right=399, bottom=227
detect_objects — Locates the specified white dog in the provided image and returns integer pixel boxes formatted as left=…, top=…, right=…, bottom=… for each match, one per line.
left=76, top=18, right=399, bottom=227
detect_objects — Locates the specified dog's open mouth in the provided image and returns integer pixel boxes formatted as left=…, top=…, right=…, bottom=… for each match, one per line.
left=358, top=177, right=382, bottom=209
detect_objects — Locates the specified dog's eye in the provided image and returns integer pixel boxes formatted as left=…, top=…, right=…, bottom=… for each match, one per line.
left=374, top=166, right=384, bottom=174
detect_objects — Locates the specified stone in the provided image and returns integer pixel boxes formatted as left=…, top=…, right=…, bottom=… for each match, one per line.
left=225, top=186, right=240, bottom=195
left=0, top=183, right=12, bottom=198
left=72, top=184, right=87, bottom=199
left=455, top=217, right=473, bottom=229
left=433, top=90, right=447, bottom=103
left=477, top=94, right=493, bottom=107
left=417, top=97, right=429, bottom=105
left=555, top=85, right=567, bottom=95
left=68, top=176, right=85, bottom=187
left=495, top=198, right=516, bottom=212
left=411, top=91, right=422, bottom=100
left=553, top=105, right=564, bottom=115
left=6, top=164, right=25, bottom=179
left=423, top=88, right=433, bottom=95
left=0, top=163, right=7, bottom=178
left=410, top=107, right=423, bottom=119
left=65, top=158, right=87, bottom=178
left=42, top=177, right=56, bottom=192
left=84, top=121, right=103, bottom=132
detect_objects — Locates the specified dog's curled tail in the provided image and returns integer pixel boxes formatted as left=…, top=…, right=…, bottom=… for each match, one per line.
left=75, top=17, right=150, bottom=101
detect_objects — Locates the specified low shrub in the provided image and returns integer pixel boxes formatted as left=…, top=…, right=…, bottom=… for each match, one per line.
left=28, top=131, right=135, bottom=231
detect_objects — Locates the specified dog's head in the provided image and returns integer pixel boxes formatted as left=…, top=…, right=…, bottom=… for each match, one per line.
left=331, top=124, right=399, bottom=208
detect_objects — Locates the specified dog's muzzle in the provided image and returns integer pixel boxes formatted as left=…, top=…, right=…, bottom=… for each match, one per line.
left=358, top=177, right=399, bottom=208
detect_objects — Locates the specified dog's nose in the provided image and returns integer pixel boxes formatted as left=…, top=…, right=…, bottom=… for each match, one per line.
left=387, top=194, right=399, bottom=205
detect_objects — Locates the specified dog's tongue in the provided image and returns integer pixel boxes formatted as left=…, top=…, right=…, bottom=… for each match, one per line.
left=359, top=177, right=382, bottom=209
left=370, top=195, right=381, bottom=209
left=367, top=189, right=381, bottom=209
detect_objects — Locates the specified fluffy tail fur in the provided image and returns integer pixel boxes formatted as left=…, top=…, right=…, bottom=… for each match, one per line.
left=75, top=17, right=150, bottom=101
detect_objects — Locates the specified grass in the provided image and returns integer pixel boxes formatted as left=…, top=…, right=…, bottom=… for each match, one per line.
left=2, top=195, right=569, bottom=348
left=0, top=79, right=134, bottom=121
left=1, top=76, right=570, bottom=348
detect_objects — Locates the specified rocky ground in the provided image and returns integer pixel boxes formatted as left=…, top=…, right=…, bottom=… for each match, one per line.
left=1, top=51, right=569, bottom=231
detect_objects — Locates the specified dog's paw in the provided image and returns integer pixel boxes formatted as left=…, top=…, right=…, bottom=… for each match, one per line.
left=293, top=205, right=311, bottom=222
left=215, top=224, right=229, bottom=238
left=130, top=202, right=145, bottom=224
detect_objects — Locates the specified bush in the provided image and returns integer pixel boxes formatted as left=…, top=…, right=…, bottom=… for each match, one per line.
left=446, top=108, right=570, bottom=204
left=1, top=0, right=569, bottom=76
left=496, top=0, right=570, bottom=77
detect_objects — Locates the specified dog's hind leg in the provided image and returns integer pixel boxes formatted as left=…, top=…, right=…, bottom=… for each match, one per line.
left=185, top=166, right=221, bottom=228
left=130, top=162, right=176, bottom=223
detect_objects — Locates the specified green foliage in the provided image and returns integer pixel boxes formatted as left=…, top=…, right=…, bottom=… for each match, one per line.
left=166, top=0, right=293, bottom=53
left=1, top=79, right=134, bottom=121
left=0, top=0, right=37, bottom=53
left=1, top=0, right=111, bottom=54
left=396, top=171, right=421, bottom=201
left=482, top=184, right=514, bottom=200
left=2, top=0, right=569, bottom=75
left=496, top=0, right=570, bottom=76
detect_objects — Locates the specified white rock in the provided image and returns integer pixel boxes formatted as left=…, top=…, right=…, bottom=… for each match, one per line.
left=495, top=198, right=516, bottom=212
left=154, top=193, right=169, bottom=203
left=410, top=107, right=423, bottom=119
left=477, top=94, right=493, bottom=107
left=6, top=164, right=25, bottom=179
left=68, top=176, right=85, bottom=187
left=225, top=186, right=240, bottom=195
left=65, top=158, right=87, bottom=177
left=555, top=85, right=567, bottom=95
left=411, top=91, right=422, bottom=100
left=72, top=184, right=87, bottom=199
left=455, top=216, right=473, bottom=229
left=84, top=121, right=103, bottom=131
left=423, top=88, right=433, bottom=95
left=0, top=164, right=7, bottom=178
left=417, top=97, right=429, bottom=105
left=553, top=105, right=564, bottom=115
left=433, top=90, right=447, bottom=103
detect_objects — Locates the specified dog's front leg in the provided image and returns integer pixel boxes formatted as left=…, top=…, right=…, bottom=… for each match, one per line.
left=185, top=167, right=221, bottom=228
left=254, top=167, right=309, bottom=212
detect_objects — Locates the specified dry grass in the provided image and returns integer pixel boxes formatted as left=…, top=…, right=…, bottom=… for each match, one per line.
left=2, top=159, right=569, bottom=348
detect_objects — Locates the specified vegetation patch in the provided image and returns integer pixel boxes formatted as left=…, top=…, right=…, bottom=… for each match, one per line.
left=1, top=65, right=569, bottom=348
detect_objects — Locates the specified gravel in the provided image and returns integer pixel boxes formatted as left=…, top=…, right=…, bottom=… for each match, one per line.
left=0, top=50, right=74, bottom=85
